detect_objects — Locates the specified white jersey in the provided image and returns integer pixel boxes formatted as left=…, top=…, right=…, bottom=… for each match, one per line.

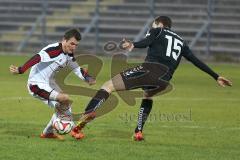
left=28, top=42, right=85, bottom=85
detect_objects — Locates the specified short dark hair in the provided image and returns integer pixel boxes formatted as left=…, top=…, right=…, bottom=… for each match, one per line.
left=64, top=28, right=81, bottom=41
left=154, top=16, right=172, bottom=28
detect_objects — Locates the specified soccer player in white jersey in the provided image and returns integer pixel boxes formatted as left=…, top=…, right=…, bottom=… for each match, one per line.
left=9, top=29, right=96, bottom=140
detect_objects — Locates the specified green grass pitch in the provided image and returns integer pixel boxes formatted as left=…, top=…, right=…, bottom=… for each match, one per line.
left=0, top=55, right=239, bottom=160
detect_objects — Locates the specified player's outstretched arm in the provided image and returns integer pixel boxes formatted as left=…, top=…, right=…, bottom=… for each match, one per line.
left=9, top=54, right=41, bottom=74
left=120, top=38, right=134, bottom=52
left=183, top=45, right=233, bottom=88
left=120, top=28, right=159, bottom=51
left=120, top=28, right=160, bottom=51
left=71, top=66, right=96, bottom=86
left=68, top=59, right=96, bottom=85
left=81, top=68, right=96, bottom=85
left=217, top=76, right=232, bottom=87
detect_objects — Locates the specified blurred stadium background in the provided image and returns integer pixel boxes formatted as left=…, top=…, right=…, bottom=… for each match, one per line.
left=0, top=0, right=239, bottom=60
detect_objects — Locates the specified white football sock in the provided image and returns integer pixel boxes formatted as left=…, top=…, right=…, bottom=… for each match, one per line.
left=42, top=113, right=57, bottom=134
left=58, top=106, right=72, bottom=120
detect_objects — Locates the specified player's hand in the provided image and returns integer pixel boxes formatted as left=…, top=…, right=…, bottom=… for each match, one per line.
left=217, top=76, right=232, bottom=87
left=120, top=38, right=134, bottom=51
left=9, top=65, right=19, bottom=74
left=86, top=76, right=96, bottom=86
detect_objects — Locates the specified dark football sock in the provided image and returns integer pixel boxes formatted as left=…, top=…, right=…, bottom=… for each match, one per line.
left=84, top=89, right=110, bottom=113
left=135, top=99, right=153, bottom=133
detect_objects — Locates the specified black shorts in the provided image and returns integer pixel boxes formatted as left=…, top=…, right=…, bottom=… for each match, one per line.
left=120, top=62, right=172, bottom=96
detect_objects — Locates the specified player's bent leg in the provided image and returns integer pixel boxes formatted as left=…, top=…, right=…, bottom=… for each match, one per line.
left=100, top=73, right=126, bottom=93
left=72, top=74, right=128, bottom=140
left=28, top=84, right=71, bottom=140
left=72, top=76, right=124, bottom=139
left=133, top=84, right=169, bottom=141
left=133, top=97, right=153, bottom=141
left=56, top=93, right=70, bottom=105
left=82, top=74, right=126, bottom=114
left=42, top=101, right=72, bottom=139
left=43, top=98, right=81, bottom=140
left=28, top=85, right=63, bottom=139
left=40, top=112, right=64, bottom=140
left=71, top=97, right=105, bottom=140
left=42, top=113, right=57, bottom=134
left=104, top=74, right=126, bottom=91
left=81, top=74, right=125, bottom=115
left=101, top=80, right=115, bottom=93
left=49, top=100, right=83, bottom=140
left=55, top=93, right=73, bottom=118
left=70, top=126, right=85, bottom=140
left=70, top=112, right=97, bottom=140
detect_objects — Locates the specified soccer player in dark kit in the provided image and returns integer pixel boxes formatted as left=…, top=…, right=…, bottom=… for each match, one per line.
left=71, top=16, right=232, bottom=141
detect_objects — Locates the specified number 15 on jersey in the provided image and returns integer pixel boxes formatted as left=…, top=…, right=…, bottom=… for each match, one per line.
left=165, top=35, right=183, bottom=61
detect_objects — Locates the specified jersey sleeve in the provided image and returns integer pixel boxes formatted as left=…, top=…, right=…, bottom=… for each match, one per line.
left=38, top=43, right=63, bottom=62
left=18, top=54, right=41, bottom=74
left=38, top=50, right=60, bottom=62
left=18, top=43, right=63, bottom=74
left=182, top=43, right=219, bottom=80
left=68, top=58, right=92, bottom=81
left=133, top=28, right=161, bottom=48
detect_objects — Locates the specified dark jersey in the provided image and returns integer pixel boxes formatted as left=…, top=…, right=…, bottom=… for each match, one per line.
left=133, top=27, right=219, bottom=80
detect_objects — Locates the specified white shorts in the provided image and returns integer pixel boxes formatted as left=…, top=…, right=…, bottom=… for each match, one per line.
left=27, top=83, right=61, bottom=108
